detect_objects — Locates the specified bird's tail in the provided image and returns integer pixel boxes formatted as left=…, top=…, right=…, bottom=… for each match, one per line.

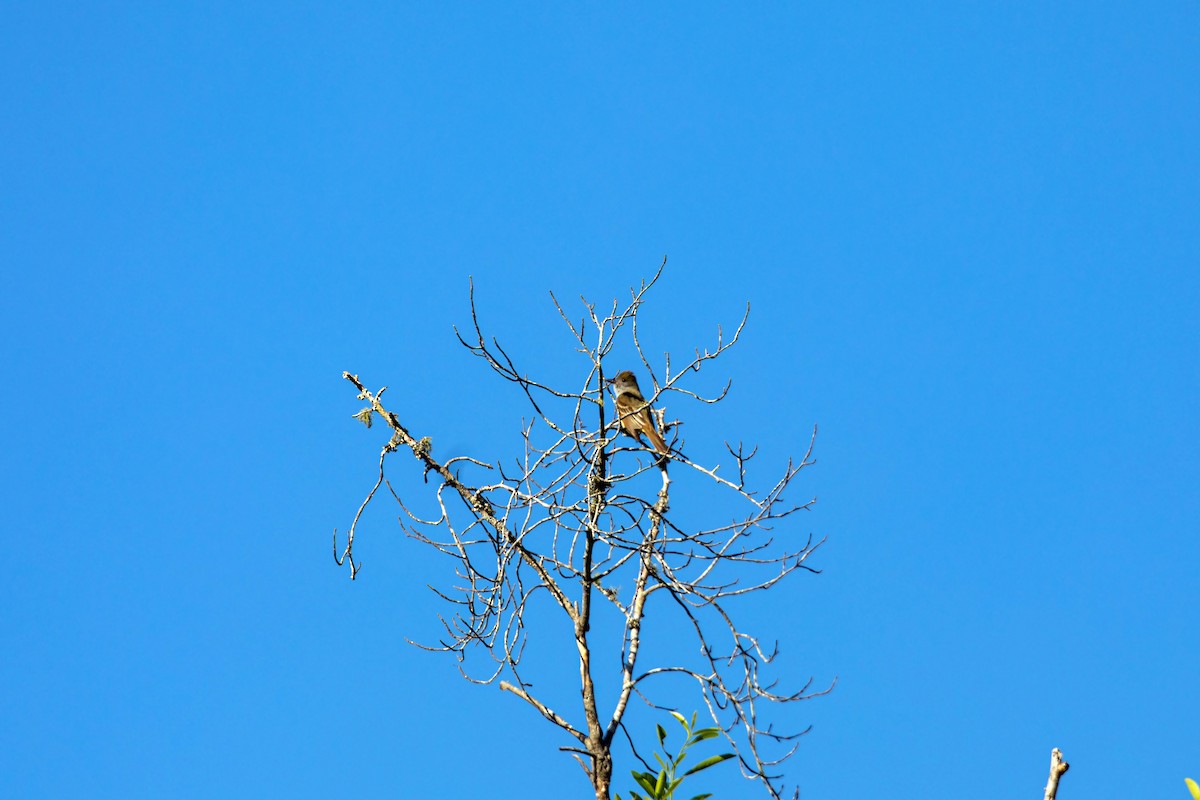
left=646, top=425, right=669, bottom=468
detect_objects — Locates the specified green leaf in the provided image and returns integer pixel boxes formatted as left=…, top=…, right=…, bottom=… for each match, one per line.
left=657, top=723, right=668, bottom=746
left=682, top=752, right=735, bottom=777
left=1186, top=778, right=1200, bottom=800
left=633, top=773, right=658, bottom=794
left=688, top=727, right=721, bottom=743
left=689, top=794, right=714, bottom=800
left=669, top=710, right=688, bottom=727
left=654, top=770, right=667, bottom=797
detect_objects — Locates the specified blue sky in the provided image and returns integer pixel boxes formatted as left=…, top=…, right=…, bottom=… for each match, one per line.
left=2, top=3, right=1197, bottom=798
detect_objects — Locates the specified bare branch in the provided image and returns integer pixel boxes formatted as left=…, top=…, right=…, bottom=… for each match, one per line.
left=500, top=681, right=588, bottom=743
left=1044, top=748, right=1070, bottom=800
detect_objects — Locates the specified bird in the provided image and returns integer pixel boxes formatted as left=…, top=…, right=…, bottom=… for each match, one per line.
left=608, top=370, right=669, bottom=464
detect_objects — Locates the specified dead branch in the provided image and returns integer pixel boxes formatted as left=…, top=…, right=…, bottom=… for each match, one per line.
left=1044, top=748, right=1069, bottom=800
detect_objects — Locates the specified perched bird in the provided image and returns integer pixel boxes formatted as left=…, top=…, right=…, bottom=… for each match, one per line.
left=608, top=370, right=669, bottom=464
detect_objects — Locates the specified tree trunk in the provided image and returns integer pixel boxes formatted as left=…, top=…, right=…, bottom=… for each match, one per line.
left=591, top=742, right=612, bottom=800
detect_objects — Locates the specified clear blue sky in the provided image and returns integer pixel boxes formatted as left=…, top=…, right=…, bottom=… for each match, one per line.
left=3, top=3, right=1197, bottom=799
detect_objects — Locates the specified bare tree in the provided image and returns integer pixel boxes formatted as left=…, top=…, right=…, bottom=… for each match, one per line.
left=335, top=263, right=829, bottom=800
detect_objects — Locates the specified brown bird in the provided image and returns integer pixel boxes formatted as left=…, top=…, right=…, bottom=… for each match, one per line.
left=608, top=370, right=669, bottom=463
